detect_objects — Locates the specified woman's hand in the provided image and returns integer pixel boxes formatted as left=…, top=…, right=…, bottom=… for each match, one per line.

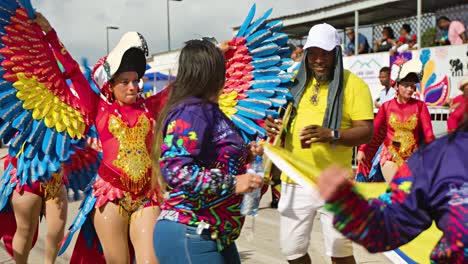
left=29, top=12, right=52, bottom=33
left=235, top=173, right=263, bottom=194
left=356, top=151, right=366, bottom=165
left=247, top=141, right=264, bottom=162
left=317, top=166, right=349, bottom=201
left=218, top=40, right=235, bottom=53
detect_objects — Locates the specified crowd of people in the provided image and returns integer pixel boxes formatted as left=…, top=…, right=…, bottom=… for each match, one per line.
left=0, top=6, right=466, bottom=264
left=345, top=16, right=467, bottom=56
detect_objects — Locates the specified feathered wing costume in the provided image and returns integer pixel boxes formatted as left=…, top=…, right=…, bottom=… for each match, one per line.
left=219, top=4, right=293, bottom=142
left=0, top=0, right=100, bottom=257
left=219, top=4, right=294, bottom=202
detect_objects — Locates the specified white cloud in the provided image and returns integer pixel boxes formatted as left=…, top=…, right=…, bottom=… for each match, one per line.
left=31, top=0, right=343, bottom=64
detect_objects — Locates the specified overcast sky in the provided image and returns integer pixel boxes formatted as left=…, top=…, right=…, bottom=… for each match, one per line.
left=31, top=0, right=346, bottom=64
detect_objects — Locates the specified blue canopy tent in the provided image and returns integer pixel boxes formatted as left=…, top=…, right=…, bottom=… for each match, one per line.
left=142, top=65, right=175, bottom=94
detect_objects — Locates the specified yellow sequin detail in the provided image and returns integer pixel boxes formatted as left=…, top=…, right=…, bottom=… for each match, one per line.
left=109, top=114, right=152, bottom=193
left=118, top=192, right=148, bottom=218
left=42, top=171, right=63, bottom=201
left=388, top=113, right=418, bottom=166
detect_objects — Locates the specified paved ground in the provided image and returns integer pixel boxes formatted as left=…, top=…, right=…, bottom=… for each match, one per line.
left=0, top=146, right=391, bottom=264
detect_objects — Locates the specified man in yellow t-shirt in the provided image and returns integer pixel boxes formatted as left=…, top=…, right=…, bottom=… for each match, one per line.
left=265, top=24, right=374, bottom=264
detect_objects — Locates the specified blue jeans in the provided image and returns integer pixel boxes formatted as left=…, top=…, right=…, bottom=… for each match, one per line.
left=153, top=220, right=241, bottom=264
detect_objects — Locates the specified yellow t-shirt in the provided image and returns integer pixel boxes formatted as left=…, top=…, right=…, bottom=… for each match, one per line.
left=281, top=70, right=374, bottom=183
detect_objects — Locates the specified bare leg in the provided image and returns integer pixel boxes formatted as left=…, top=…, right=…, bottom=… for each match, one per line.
left=92, top=202, right=130, bottom=264
left=331, top=256, right=356, bottom=264
left=129, top=206, right=160, bottom=264
left=382, top=161, right=398, bottom=182
left=43, top=186, right=68, bottom=264
left=11, top=191, right=42, bottom=264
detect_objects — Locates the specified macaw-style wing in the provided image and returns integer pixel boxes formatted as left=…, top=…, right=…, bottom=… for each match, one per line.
left=0, top=1, right=93, bottom=192
left=63, top=125, right=102, bottom=201
left=220, top=4, right=293, bottom=142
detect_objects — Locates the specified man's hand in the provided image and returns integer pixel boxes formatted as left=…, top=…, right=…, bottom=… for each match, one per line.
left=264, top=115, right=282, bottom=138
left=299, top=125, right=333, bottom=146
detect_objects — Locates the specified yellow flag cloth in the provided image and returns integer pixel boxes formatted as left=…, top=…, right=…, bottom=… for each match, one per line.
left=261, top=143, right=442, bottom=264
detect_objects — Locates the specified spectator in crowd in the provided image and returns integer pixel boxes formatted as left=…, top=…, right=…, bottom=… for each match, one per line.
left=345, top=28, right=370, bottom=55
left=389, top=35, right=417, bottom=56
left=448, top=80, right=468, bottom=132
left=399, top=24, right=415, bottom=43
left=374, top=67, right=394, bottom=108
left=437, top=16, right=467, bottom=45
left=374, top=26, right=396, bottom=52
left=288, top=44, right=304, bottom=73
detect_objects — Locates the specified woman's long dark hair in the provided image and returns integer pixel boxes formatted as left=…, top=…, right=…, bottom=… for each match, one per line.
left=152, top=39, right=226, bottom=192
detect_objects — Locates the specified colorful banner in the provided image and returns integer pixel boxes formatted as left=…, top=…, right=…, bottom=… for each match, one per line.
left=344, top=44, right=468, bottom=106
left=343, top=52, right=389, bottom=101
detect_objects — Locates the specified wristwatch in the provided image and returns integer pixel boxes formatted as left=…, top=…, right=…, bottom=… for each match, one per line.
left=331, top=129, right=340, bottom=142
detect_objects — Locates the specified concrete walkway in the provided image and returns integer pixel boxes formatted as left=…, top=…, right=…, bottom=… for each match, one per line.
left=0, top=146, right=390, bottom=263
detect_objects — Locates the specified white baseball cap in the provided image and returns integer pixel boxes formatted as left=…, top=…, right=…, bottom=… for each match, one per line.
left=303, top=23, right=341, bottom=51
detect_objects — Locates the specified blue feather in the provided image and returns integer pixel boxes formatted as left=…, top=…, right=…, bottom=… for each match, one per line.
left=11, top=110, right=30, bottom=129
left=251, top=55, right=281, bottom=69
left=279, top=72, right=295, bottom=83
left=10, top=117, right=32, bottom=151
left=246, top=29, right=272, bottom=49
left=235, top=105, right=266, bottom=120
left=0, top=1, right=19, bottom=12
left=278, top=58, right=295, bottom=70
left=237, top=98, right=272, bottom=109
left=250, top=43, right=279, bottom=58
left=18, top=0, right=36, bottom=18
left=0, top=164, right=15, bottom=211
left=245, top=88, right=275, bottom=98
left=264, top=33, right=288, bottom=47
left=265, top=109, right=280, bottom=118
left=59, top=189, right=98, bottom=256
left=56, top=131, right=71, bottom=161
left=0, top=89, right=17, bottom=105
left=0, top=118, right=15, bottom=140
left=232, top=115, right=266, bottom=138
left=244, top=8, right=273, bottom=38
left=0, top=100, right=22, bottom=121
left=266, top=20, right=283, bottom=33
left=251, top=76, right=281, bottom=88
left=236, top=3, right=256, bottom=38
left=252, top=67, right=281, bottom=77
left=25, top=125, right=45, bottom=159
left=276, top=47, right=292, bottom=57
left=270, top=96, right=288, bottom=107
left=0, top=80, right=13, bottom=91
left=43, top=128, right=57, bottom=155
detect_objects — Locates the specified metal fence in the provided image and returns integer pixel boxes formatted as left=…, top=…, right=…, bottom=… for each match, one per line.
left=372, top=13, right=434, bottom=47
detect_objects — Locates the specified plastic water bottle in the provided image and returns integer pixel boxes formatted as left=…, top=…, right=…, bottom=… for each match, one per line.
left=241, top=156, right=264, bottom=217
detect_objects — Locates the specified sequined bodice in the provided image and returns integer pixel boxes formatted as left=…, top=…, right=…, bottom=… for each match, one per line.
left=108, top=114, right=152, bottom=192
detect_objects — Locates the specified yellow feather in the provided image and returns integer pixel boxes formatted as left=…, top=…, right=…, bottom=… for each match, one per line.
left=44, top=114, right=55, bottom=128
left=55, top=120, right=66, bottom=132
left=62, top=114, right=71, bottom=127
left=67, top=126, right=76, bottom=139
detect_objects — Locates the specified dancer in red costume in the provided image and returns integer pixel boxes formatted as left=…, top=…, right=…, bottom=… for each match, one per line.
left=356, top=58, right=435, bottom=182
left=57, top=32, right=168, bottom=264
